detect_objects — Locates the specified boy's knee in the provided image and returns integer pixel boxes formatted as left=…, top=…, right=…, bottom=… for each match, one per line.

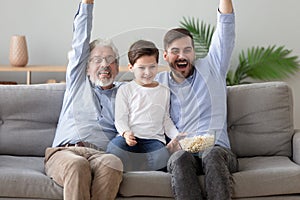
left=107, top=137, right=127, bottom=153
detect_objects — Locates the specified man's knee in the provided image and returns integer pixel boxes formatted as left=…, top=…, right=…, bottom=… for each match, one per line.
left=97, top=153, right=124, bottom=172
left=69, top=157, right=91, bottom=173
left=203, top=146, right=238, bottom=173
left=167, top=150, right=194, bottom=172
left=168, top=150, right=186, bottom=164
left=203, top=146, right=224, bottom=160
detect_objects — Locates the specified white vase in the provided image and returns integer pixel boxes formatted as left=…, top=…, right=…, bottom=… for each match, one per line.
left=9, top=35, right=28, bottom=67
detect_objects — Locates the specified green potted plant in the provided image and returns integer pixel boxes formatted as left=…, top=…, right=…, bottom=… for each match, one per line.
left=180, top=17, right=300, bottom=86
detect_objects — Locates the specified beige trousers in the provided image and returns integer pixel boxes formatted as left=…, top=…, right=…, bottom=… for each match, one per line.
left=44, top=147, right=123, bottom=200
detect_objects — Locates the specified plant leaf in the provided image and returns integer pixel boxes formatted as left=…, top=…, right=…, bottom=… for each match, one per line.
left=236, top=46, right=300, bottom=83
left=179, top=16, right=300, bottom=85
left=180, top=17, right=215, bottom=59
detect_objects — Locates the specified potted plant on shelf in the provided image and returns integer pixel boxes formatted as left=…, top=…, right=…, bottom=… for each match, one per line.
left=180, top=17, right=300, bottom=86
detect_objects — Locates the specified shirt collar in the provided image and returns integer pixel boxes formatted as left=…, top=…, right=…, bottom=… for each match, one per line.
left=168, top=69, right=195, bottom=85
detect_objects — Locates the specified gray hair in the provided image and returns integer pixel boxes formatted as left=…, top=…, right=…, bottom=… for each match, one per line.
left=89, top=38, right=119, bottom=65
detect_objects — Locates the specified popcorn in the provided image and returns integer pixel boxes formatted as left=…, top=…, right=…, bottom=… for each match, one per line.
left=179, top=134, right=215, bottom=153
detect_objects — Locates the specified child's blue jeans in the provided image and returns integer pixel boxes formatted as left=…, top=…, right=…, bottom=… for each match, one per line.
left=106, top=136, right=170, bottom=171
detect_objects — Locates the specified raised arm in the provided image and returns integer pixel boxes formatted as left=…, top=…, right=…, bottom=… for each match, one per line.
left=219, top=0, right=233, bottom=14
left=65, top=0, right=94, bottom=90
left=203, top=0, right=235, bottom=77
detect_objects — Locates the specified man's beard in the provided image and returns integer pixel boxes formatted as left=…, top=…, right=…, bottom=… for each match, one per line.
left=90, top=66, right=115, bottom=88
left=169, top=58, right=194, bottom=79
left=93, top=77, right=114, bottom=88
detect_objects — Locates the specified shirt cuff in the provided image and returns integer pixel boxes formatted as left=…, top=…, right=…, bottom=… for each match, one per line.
left=79, top=2, right=94, bottom=16
left=217, top=11, right=235, bottom=23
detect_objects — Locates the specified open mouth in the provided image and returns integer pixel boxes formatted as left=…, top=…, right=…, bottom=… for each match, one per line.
left=98, top=71, right=110, bottom=78
left=97, top=67, right=111, bottom=78
left=175, top=60, right=189, bottom=69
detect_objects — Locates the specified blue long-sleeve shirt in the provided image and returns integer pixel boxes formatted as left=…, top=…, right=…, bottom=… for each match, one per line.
left=52, top=3, right=121, bottom=150
left=156, top=12, right=235, bottom=148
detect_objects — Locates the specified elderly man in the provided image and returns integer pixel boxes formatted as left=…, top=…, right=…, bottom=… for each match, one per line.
left=44, top=0, right=123, bottom=200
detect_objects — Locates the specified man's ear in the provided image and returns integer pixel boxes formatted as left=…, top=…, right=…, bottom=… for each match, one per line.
left=163, top=51, right=168, bottom=61
left=115, top=65, right=119, bottom=75
left=128, top=63, right=134, bottom=72
left=86, top=65, right=91, bottom=76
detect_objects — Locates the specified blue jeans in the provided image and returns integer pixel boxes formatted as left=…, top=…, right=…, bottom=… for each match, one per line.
left=167, top=146, right=238, bottom=200
left=106, top=136, right=170, bottom=171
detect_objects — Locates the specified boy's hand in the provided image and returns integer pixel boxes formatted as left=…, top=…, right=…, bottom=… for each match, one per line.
left=123, top=131, right=137, bottom=146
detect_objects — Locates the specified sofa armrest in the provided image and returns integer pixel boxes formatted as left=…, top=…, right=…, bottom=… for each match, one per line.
left=292, top=129, right=300, bottom=164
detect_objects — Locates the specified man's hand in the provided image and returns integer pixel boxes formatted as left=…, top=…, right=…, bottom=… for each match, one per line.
left=123, top=131, right=137, bottom=146
left=82, top=0, right=94, bottom=4
left=219, top=0, right=233, bottom=14
left=166, top=132, right=187, bottom=154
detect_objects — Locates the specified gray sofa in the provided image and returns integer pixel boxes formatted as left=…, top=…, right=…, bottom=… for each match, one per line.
left=0, top=81, right=300, bottom=200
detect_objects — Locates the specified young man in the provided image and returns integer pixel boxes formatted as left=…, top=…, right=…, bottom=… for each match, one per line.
left=44, top=0, right=123, bottom=200
left=156, top=0, right=238, bottom=199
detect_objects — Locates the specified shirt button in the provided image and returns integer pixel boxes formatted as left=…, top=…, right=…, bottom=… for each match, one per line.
left=97, top=116, right=103, bottom=120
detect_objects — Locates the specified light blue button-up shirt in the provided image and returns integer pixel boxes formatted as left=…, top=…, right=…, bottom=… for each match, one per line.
left=156, top=12, right=235, bottom=148
left=52, top=3, right=121, bottom=150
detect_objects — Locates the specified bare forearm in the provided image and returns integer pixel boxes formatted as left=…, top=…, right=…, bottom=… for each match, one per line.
left=219, top=0, right=233, bottom=14
left=82, top=0, right=94, bottom=4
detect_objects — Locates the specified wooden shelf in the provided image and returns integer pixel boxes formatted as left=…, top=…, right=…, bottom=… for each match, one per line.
left=0, top=65, right=169, bottom=85
left=0, top=65, right=67, bottom=85
left=0, top=65, right=66, bottom=72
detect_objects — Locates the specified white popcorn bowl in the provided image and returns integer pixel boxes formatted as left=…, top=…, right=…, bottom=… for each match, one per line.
left=178, top=130, right=216, bottom=154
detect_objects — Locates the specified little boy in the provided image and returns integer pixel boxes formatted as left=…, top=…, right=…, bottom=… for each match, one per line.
left=107, top=40, right=179, bottom=171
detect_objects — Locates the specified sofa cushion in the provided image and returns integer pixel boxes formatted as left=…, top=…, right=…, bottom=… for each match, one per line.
left=233, top=156, right=300, bottom=198
left=119, top=171, right=173, bottom=198
left=0, top=155, right=63, bottom=199
left=119, top=171, right=205, bottom=198
left=0, top=84, right=65, bottom=156
left=227, top=82, right=294, bottom=157
left=119, top=156, right=300, bottom=199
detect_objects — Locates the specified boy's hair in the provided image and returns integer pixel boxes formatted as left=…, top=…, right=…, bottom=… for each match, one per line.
left=128, top=40, right=159, bottom=65
left=163, top=28, right=194, bottom=50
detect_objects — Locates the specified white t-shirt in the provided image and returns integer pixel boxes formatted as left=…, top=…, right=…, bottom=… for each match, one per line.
left=115, top=80, right=179, bottom=144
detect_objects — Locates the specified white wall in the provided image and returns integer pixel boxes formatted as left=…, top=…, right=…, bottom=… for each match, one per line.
left=1, top=0, right=300, bottom=128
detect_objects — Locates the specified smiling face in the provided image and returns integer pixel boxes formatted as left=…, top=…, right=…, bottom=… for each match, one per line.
left=87, top=46, right=119, bottom=89
left=163, top=36, right=195, bottom=83
left=127, top=40, right=159, bottom=87
left=129, top=55, right=158, bottom=86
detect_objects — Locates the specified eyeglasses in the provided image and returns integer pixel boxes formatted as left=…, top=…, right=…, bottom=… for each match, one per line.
left=89, top=55, right=116, bottom=65
left=168, top=47, right=193, bottom=56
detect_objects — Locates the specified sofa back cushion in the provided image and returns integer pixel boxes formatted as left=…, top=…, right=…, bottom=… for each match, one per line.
left=227, top=82, right=294, bottom=157
left=0, top=84, right=65, bottom=156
